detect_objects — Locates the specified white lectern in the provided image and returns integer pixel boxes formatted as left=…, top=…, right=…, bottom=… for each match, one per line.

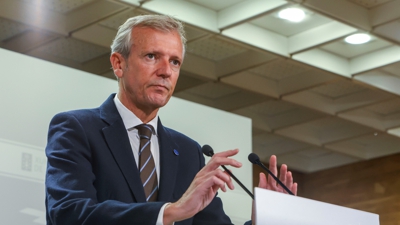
left=254, top=187, right=379, bottom=225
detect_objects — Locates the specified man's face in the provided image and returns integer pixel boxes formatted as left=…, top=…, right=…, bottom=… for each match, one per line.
left=117, top=26, right=183, bottom=113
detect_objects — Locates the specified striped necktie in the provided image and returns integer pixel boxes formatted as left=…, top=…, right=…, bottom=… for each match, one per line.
left=136, top=124, right=158, bottom=202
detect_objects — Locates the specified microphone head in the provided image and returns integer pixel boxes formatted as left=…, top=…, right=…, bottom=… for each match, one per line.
left=201, top=145, right=214, bottom=157
left=248, top=153, right=260, bottom=164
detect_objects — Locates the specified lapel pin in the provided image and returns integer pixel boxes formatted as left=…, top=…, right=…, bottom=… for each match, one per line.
left=173, top=149, right=179, bottom=156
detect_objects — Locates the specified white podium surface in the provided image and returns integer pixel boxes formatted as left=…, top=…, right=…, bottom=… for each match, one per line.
left=255, top=187, right=379, bottom=225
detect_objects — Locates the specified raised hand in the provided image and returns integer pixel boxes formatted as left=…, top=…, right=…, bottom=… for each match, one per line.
left=251, top=155, right=298, bottom=224
left=258, top=155, right=297, bottom=195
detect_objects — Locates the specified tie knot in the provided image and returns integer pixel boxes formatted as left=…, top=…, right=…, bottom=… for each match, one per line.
left=136, top=124, right=154, bottom=140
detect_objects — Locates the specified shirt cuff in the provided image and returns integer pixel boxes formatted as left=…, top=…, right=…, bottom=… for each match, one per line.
left=156, top=203, right=174, bottom=225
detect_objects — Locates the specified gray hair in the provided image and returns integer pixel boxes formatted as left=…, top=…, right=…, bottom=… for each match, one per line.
left=110, top=14, right=186, bottom=59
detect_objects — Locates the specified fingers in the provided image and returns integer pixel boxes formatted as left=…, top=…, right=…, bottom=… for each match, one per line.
left=194, top=148, right=241, bottom=194
left=258, top=172, right=267, bottom=189
left=213, top=148, right=239, bottom=158
left=279, top=164, right=288, bottom=187
left=268, top=155, right=278, bottom=175
left=213, top=172, right=228, bottom=192
left=205, top=149, right=242, bottom=171
left=211, top=175, right=227, bottom=192
left=171, top=168, right=234, bottom=221
left=220, top=170, right=235, bottom=191
left=264, top=155, right=298, bottom=195
left=196, top=168, right=234, bottom=192
left=292, top=182, right=298, bottom=196
left=268, top=155, right=278, bottom=188
left=198, top=149, right=242, bottom=193
left=170, top=149, right=242, bottom=222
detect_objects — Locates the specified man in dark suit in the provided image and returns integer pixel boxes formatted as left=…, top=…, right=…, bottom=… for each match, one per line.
left=45, top=15, right=297, bottom=225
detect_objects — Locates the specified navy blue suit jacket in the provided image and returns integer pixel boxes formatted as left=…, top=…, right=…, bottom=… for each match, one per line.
left=45, top=94, right=238, bottom=225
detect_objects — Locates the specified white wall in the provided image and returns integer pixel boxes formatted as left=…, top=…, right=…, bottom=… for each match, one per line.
left=0, top=48, right=252, bottom=224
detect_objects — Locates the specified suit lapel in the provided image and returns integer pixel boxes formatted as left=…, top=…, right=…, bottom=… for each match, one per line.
left=100, top=94, right=146, bottom=203
left=157, top=119, right=179, bottom=201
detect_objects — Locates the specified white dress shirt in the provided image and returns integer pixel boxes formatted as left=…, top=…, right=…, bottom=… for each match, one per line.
left=113, top=95, right=170, bottom=225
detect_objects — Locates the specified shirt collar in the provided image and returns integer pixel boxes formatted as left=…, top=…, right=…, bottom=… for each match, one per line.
left=113, top=94, right=158, bottom=135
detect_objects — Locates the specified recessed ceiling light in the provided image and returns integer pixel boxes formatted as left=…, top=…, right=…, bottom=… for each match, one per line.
left=345, top=33, right=371, bottom=45
left=278, top=8, right=306, bottom=22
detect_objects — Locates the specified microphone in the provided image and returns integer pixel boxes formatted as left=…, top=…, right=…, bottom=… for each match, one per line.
left=202, top=145, right=254, bottom=199
left=248, top=153, right=294, bottom=195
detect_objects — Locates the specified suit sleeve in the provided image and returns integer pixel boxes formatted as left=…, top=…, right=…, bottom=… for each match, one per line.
left=45, top=112, right=164, bottom=225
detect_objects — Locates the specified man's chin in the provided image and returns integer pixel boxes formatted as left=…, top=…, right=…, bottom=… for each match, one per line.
left=148, top=96, right=170, bottom=109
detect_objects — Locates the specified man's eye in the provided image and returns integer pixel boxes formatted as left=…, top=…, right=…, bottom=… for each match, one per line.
left=146, top=54, right=155, bottom=59
left=171, top=60, right=180, bottom=66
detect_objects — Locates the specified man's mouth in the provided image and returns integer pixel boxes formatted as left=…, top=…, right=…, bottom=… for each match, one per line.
left=152, top=84, right=169, bottom=91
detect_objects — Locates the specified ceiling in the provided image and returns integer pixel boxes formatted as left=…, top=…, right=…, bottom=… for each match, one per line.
left=1, top=0, right=400, bottom=173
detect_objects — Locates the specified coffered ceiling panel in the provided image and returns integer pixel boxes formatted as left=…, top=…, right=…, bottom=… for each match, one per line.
left=31, top=37, right=109, bottom=63
left=310, top=80, right=367, bottom=98
left=233, top=100, right=325, bottom=132
left=174, top=82, right=270, bottom=111
left=72, top=8, right=147, bottom=47
left=2, top=0, right=400, bottom=173
left=1, top=30, right=58, bottom=53
left=250, top=7, right=333, bottom=37
left=187, top=36, right=248, bottom=61
left=325, top=133, right=400, bottom=159
left=320, top=36, right=392, bottom=58
left=183, top=38, right=278, bottom=80
left=339, top=98, right=400, bottom=130
left=283, top=79, right=393, bottom=115
left=275, top=117, right=375, bottom=146
left=381, top=61, right=400, bottom=77
left=222, top=60, right=338, bottom=98
left=253, top=132, right=312, bottom=160
left=348, top=0, right=393, bottom=8
left=248, top=59, right=310, bottom=81
left=276, top=150, right=360, bottom=173
left=0, top=18, right=29, bottom=41
left=354, top=69, right=400, bottom=97
left=185, top=26, right=209, bottom=42
left=174, top=72, right=208, bottom=93
left=19, top=0, right=95, bottom=14
left=99, top=8, right=144, bottom=30
left=374, top=20, right=400, bottom=43
left=187, top=0, right=244, bottom=11
left=0, top=0, right=127, bottom=35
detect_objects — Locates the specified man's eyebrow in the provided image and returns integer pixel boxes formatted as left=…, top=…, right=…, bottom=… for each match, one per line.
left=171, top=55, right=183, bottom=61
left=141, top=49, right=182, bottom=61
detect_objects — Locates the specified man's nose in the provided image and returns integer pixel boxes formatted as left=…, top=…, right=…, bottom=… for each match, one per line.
left=156, top=59, right=172, bottom=78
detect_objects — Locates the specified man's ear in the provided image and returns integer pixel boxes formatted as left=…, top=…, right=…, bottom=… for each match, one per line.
left=110, top=53, right=125, bottom=78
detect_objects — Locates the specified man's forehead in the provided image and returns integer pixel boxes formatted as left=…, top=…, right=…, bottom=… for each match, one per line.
left=131, top=27, right=183, bottom=55
left=131, top=26, right=179, bottom=38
